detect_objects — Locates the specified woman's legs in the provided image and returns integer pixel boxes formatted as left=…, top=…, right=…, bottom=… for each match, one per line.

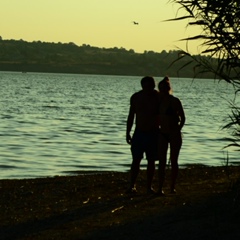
left=170, top=132, right=182, bottom=192
left=158, top=134, right=168, bottom=193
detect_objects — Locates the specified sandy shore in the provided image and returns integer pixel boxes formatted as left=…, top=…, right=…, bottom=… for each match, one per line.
left=0, top=165, right=240, bottom=240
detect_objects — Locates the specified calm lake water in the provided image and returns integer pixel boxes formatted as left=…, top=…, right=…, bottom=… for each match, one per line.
left=0, top=71, right=239, bottom=179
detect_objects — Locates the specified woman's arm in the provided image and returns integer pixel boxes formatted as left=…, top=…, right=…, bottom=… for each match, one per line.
left=176, top=98, right=185, bottom=130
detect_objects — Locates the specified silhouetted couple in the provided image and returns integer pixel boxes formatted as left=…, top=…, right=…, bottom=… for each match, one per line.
left=126, top=76, right=185, bottom=195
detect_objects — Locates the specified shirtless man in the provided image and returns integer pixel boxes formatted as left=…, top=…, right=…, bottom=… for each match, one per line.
left=126, top=76, right=159, bottom=193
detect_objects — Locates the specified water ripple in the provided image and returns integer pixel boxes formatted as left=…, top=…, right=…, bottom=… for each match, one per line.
left=0, top=72, right=238, bottom=179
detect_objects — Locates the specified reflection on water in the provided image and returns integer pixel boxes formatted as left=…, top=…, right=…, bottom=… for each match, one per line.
left=0, top=72, right=238, bottom=179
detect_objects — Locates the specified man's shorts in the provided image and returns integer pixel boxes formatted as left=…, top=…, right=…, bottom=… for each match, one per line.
left=131, top=129, right=159, bottom=161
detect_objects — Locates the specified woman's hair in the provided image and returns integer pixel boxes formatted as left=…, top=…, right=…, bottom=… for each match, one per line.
left=158, top=76, right=172, bottom=94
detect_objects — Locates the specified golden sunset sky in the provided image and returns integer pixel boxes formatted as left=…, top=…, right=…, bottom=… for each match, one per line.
left=0, top=0, right=202, bottom=53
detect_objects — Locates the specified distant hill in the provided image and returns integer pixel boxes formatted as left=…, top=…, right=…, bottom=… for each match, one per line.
left=0, top=39, right=216, bottom=78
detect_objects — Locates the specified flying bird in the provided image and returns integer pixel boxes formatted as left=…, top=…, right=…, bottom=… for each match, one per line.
left=132, top=21, right=139, bottom=25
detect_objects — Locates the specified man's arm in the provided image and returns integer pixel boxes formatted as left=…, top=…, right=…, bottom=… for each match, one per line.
left=126, top=106, right=135, bottom=145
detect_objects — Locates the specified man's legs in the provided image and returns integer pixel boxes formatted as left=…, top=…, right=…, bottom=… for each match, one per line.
left=145, top=130, right=159, bottom=193
left=129, top=158, right=141, bottom=190
left=147, top=160, right=155, bottom=192
left=127, top=130, right=143, bottom=193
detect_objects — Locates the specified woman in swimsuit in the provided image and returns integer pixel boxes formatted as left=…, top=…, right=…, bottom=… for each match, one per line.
left=157, top=76, right=185, bottom=195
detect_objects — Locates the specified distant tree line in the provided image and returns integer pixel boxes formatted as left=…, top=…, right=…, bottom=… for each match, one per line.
left=0, top=38, right=217, bottom=78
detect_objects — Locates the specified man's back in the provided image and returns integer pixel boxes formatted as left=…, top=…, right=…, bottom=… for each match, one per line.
left=131, top=89, right=159, bottom=132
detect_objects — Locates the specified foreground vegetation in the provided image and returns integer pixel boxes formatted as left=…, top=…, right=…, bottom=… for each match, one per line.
left=169, top=0, right=240, bottom=152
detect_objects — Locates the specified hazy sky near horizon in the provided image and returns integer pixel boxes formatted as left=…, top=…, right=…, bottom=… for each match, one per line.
left=0, top=0, right=202, bottom=53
